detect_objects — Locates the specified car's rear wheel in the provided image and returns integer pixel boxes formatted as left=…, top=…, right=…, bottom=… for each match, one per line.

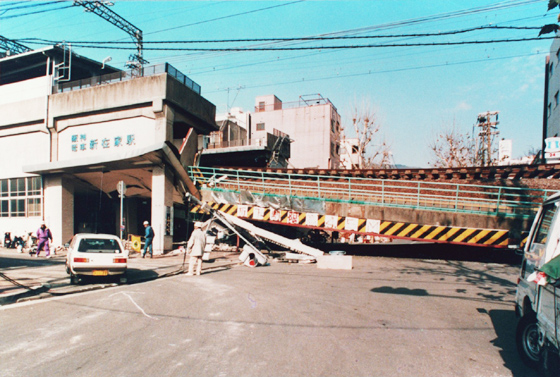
left=70, top=274, right=79, bottom=285
left=119, top=273, right=128, bottom=285
left=517, top=314, right=541, bottom=368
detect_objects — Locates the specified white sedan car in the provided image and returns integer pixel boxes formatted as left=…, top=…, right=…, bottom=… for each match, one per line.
left=66, top=233, right=128, bottom=284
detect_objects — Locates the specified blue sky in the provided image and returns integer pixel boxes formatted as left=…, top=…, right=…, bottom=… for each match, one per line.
left=2, top=0, right=558, bottom=167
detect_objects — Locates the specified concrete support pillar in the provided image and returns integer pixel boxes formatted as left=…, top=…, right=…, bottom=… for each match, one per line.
left=153, top=100, right=173, bottom=143
left=43, top=175, right=74, bottom=247
left=152, top=165, right=174, bottom=254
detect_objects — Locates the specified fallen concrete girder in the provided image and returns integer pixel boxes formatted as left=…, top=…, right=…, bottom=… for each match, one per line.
left=186, top=193, right=268, bottom=266
left=220, top=212, right=324, bottom=258
left=186, top=193, right=324, bottom=266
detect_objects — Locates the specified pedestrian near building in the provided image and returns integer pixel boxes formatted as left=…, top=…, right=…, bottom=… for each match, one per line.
left=186, top=222, right=206, bottom=276
left=142, top=221, right=154, bottom=258
left=35, top=222, right=53, bottom=258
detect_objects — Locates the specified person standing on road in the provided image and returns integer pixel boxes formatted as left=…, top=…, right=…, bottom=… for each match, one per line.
left=142, top=221, right=154, bottom=258
left=35, top=222, right=53, bottom=258
left=186, top=221, right=206, bottom=276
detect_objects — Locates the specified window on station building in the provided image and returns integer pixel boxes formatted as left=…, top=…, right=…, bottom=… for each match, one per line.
left=27, top=177, right=41, bottom=196
left=10, top=178, right=25, bottom=196
left=27, top=198, right=41, bottom=217
left=256, top=122, right=265, bottom=131
left=0, top=200, right=8, bottom=217
left=0, top=180, right=7, bottom=197
left=0, top=177, right=42, bottom=217
left=258, top=102, right=266, bottom=112
left=10, top=199, right=25, bottom=217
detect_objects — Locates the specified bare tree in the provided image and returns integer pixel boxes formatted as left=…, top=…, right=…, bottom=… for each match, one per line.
left=365, top=139, right=394, bottom=168
left=429, top=126, right=476, bottom=168
left=539, top=1, right=560, bottom=36
left=344, top=99, right=392, bottom=168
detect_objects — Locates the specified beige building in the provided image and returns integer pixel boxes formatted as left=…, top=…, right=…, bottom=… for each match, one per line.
left=544, top=37, right=560, bottom=162
left=339, top=138, right=363, bottom=169
left=0, top=46, right=216, bottom=251
left=251, top=94, right=341, bottom=169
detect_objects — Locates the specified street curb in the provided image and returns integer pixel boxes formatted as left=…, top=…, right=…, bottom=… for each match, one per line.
left=1, top=260, right=242, bottom=306
left=0, top=284, right=50, bottom=306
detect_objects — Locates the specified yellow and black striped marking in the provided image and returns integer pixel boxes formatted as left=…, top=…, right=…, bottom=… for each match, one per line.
left=191, top=168, right=207, bottom=184
left=191, top=202, right=509, bottom=248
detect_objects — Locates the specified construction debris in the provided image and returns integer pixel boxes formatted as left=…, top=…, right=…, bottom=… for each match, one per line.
left=185, top=193, right=325, bottom=267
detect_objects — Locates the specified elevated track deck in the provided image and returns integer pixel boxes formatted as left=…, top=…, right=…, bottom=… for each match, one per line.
left=230, top=164, right=560, bottom=182
left=188, top=165, right=560, bottom=249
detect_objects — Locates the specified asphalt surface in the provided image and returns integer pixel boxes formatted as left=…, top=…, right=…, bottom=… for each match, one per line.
left=0, top=246, right=240, bottom=306
left=0, top=254, right=536, bottom=377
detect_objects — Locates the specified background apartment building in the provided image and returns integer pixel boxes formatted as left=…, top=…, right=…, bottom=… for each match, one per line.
left=251, top=94, right=341, bottom=169
left=199, top=107, right=290, bottom=168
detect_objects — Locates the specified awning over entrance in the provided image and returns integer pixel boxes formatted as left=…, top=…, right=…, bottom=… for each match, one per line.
left=22, top=141, right=200, bottom=200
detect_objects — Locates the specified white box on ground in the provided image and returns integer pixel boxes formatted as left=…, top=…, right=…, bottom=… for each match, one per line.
left=317, top=255, right=353, bottom=270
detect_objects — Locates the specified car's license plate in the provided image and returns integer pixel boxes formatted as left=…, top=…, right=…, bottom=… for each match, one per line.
left=93, top=270, right=108, bottom=276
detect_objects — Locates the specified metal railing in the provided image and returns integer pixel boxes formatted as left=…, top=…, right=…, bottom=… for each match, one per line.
left=204, top=137, right=267, bottom=150
left=54, top=63, right=201, bottom=95
left=188, top=166, right=557, bottom=219
left=254, top=96, right=336, bottom=113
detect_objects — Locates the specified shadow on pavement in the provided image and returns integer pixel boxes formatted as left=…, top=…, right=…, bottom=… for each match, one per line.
left=320, top=243, right=523, bottom=265
left=0, top=255, right=65, bottom=268
left=370, top=286, right=429, bottom=296
left=488, top=309, right=539, bottom=377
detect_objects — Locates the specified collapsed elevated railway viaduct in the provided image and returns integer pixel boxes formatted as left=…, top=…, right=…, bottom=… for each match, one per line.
left=189, top=165, right=560, bottom=248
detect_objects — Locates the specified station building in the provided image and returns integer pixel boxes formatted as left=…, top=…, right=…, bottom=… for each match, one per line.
left=0, top=46, right=216, bottom=251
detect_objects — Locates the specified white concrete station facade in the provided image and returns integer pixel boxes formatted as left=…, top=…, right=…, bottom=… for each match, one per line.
left=0, top=46, right=216, bottom=252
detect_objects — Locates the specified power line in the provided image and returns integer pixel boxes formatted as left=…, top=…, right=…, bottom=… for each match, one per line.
left=0, top=1, right=60, bottom=12
left=175, top=1, right=550, bottom=69
left=144, top=0, right=307, bottom=36
left=204, top=50, right=549, bottom=94
left=0, top=3, right=73, bottom=20
left=96, top=0, right=540, bottom=70
left=18, top=35, right=555, bottom=51
left=17, top=25, right=544, bottom=46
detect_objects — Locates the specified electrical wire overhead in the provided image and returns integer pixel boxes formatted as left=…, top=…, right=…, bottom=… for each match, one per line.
left=0, top=1, right=73, bottom=19
left=16, top=25, right=545, bottom=46
left=17, top=36, right=556, bottom=52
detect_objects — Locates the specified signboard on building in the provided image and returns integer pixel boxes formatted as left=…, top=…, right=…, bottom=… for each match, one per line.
left=58, top=117, right=155, bottom=162
left=545, top=137, right=560, bottom=163
left=498, top=139, right=512, bottom=165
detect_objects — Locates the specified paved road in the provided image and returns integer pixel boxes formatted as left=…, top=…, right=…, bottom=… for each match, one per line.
left=0, top=249, right=238, bottom=304
left=0, top=256, right=537, bottom=377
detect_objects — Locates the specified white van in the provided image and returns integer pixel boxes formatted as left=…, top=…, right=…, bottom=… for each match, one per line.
left=515, top=192, right=560, bottom=374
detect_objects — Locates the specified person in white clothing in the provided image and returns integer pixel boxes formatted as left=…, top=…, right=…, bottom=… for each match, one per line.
left=186, top=222, right=206, bottom=276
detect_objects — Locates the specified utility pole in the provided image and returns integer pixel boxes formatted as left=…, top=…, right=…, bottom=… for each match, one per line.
left=74, top=1, right=147, bottom=69
left=475, top=111, right=500, bottom=166
left=117, top=181, right=126, bottom=240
